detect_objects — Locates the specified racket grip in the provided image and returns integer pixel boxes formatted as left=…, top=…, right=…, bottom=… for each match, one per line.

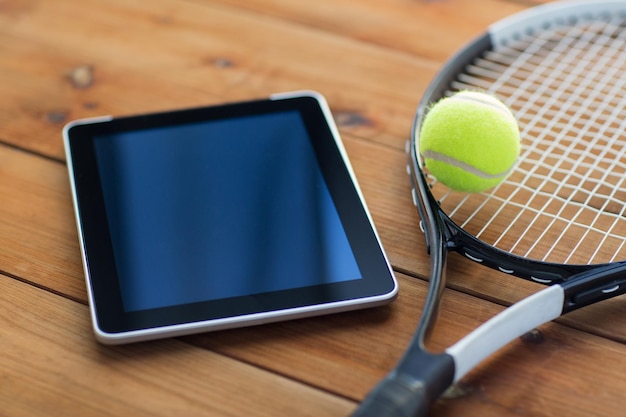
left=349, top=373, right=430, bottom=417
left=350, top=352, right=454, bottom=417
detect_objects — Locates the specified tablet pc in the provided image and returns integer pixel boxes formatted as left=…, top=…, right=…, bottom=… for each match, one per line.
left=63, top=91, right=397, bottom=344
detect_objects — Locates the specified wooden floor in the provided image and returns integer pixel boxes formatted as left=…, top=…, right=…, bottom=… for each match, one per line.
left=3, top=0, right=626, bottom=415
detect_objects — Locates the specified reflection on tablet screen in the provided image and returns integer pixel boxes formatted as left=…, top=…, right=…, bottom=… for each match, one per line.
left=94, top=111, right=361, bottom=312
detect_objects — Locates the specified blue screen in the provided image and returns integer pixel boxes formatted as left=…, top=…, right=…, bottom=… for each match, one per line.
left=94, top=111, right=362, bottom=312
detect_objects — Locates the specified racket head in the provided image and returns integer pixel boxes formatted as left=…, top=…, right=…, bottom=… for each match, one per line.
left=408, top=1, right=626, bottom=285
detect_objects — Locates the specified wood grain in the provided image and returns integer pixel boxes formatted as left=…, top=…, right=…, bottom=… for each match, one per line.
left=0, top=274, right=353, bottom=417
left=0, top=0, right=436, bottom=159
left=207, top=0, right=528, bottom=60
left=2, top=0, right=626, bottom=416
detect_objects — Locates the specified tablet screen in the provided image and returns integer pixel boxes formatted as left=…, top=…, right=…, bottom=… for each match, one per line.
left=94, top=110, right=361, bottom=312
left=64, top=91, right=397, bottom=343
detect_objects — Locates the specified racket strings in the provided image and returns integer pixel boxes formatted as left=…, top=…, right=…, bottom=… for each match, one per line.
left=431, top=16, right=626, bottom=265
left=500, top=21, right=626, bottom=262
left=505, top=20, right=626, bottom=261
left=478, top=24, right=622, bottom=253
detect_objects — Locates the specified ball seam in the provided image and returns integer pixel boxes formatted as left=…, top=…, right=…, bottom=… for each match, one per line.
left=422, top=150, right=514, bottom=180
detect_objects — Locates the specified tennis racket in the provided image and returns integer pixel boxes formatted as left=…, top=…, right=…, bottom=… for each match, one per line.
left=351, top=1, right=626, bottom=416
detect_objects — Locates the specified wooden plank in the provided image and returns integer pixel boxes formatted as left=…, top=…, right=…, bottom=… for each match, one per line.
left=0, top=144, right=87, bottom=301
left=0, top=32, right=226, bottom=158
left=0, top=274, right=354, bottom=417
left=0, top=0, right=439, bottom=159
left=205, top=0, right=530, bottom=60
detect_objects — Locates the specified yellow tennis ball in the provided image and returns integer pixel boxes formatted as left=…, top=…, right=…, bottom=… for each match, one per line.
left=418, top=91, right=520, bottom=193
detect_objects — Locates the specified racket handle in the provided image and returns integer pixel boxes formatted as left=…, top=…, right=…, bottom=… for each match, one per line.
left=349, top=373, right=430, bottom=417
left=350, top=352, right=454, bottom=417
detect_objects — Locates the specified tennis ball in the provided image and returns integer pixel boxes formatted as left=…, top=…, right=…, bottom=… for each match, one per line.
left=418, top=91, right=520, bottom=193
